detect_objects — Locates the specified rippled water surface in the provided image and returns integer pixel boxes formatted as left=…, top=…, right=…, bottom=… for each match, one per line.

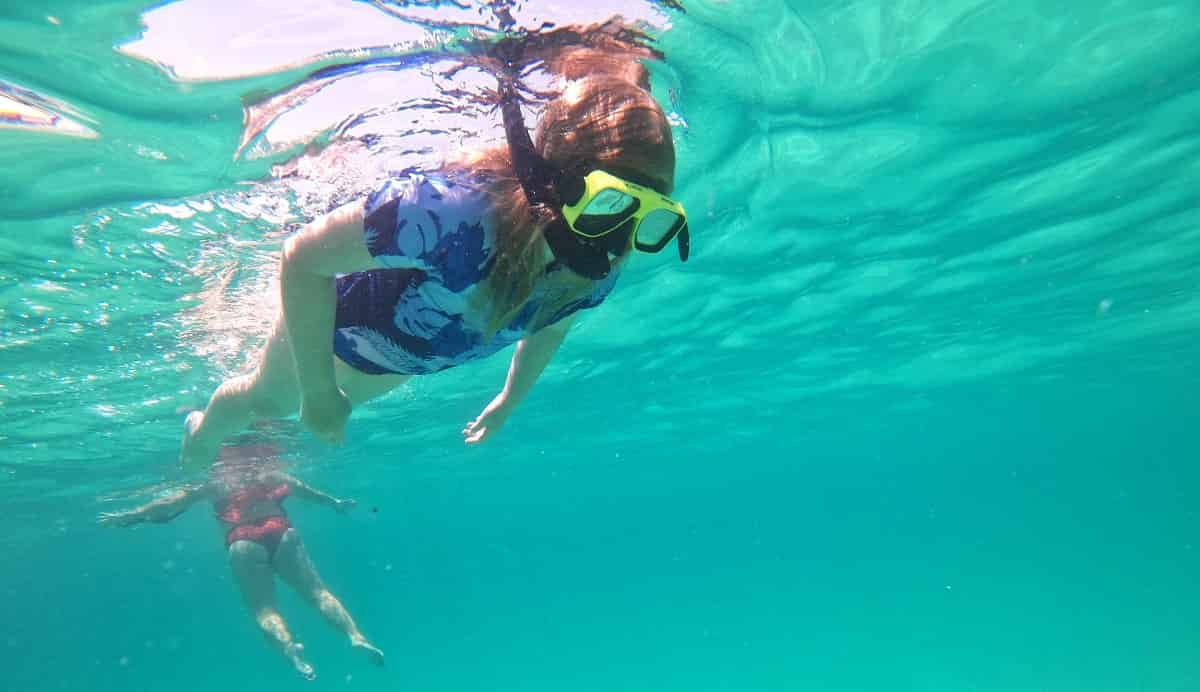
left=2, top=1, right=1198, bottom=690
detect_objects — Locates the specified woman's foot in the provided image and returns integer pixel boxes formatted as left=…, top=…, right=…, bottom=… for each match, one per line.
left=179, top=411, right=218, bottom=469
left=351, top=635, right=385, bottom=667
left=286, top=642, right=316, bottom=681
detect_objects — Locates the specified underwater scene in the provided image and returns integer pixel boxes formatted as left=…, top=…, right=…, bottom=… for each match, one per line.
left=1, top=1, right=1198, bottom=690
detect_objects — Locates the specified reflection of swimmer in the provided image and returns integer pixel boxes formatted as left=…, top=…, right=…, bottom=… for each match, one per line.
left=99, top=446, right=383, bottom=681
left=178, top=22, right=691, bottom=467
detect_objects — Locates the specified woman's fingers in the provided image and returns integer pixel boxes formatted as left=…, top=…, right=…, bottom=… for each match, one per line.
left=99, top=512, right=132, bottom=527
left=464, top=426, right=487, bottom=444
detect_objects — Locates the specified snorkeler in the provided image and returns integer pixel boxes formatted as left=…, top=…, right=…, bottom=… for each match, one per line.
left=178, top=22, right=691, bottom=467
left=99, top=445, right=384, bottom=680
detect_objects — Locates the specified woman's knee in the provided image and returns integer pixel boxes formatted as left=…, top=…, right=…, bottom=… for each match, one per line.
left=315, top=589, right=338, bottom=611
left=243, top=371, right=300, bottom=418
left=257, top=610, right=288, bottom=637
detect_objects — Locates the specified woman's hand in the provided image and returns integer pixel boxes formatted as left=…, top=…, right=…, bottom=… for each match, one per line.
left=98, top=511, right=140, bottom=527
left=335, top=498, right=357, bottom=514
left=300, top=388, right=352, bottom=443
left=463, top=393, right=513, bottom=445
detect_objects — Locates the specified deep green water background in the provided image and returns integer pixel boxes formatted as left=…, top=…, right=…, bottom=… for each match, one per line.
left=2, top=1, right=1198, bottom=690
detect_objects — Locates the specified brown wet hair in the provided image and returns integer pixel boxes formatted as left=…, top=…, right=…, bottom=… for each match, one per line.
left=451, top=24, right=676, bottom=335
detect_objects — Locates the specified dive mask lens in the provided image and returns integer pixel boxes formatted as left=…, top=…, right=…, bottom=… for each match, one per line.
left=574, top=189, right=639, bottom=236
left=634, top=208, right=686, bottom=252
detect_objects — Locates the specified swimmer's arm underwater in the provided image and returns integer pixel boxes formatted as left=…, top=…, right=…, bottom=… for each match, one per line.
left=280, top=202, right=381, bottom=443
left=98, top=483, right=213, bottom=527
left=276, top=472, right=355, bottom=514
left=463, top=315, right=575, bottom=445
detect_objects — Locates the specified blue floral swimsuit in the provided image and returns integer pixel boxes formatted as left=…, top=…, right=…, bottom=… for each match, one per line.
left=333, top=171, right=621, bottom=375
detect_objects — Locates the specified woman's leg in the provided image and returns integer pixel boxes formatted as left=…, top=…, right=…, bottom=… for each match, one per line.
left=228, top=539, right=316, bottom=680
left=180, top=324, right=411, bottom=469
left=180, top=320, right=300, bottom=468
left=273, top=529, right=385, bottom=666
left=337, top=359, right=411, bottom=404
left=180, top=201, right=406, bottom=468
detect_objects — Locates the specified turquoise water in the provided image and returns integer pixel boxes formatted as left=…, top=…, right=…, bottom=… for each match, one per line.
left=3, top=0, right=1199, bottom=689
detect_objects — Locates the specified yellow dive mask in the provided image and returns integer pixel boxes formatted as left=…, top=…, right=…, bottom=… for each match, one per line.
left=559, top=169, right=690, bottom=258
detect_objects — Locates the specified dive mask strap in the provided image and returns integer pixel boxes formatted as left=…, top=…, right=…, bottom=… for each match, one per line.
left=495, top=60, right=614, bottom=280
left=497, top=78, right=557, bottom=207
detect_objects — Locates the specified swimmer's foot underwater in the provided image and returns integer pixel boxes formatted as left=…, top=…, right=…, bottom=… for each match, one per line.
left=179, top=410, right=216, bottom=468
left=351, top=635, right=386, bottom=666
left=285, top=642, right=316, bottom=681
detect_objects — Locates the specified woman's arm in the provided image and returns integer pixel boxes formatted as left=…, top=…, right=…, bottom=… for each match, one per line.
left=501, top=315, right=574, bottom=407
left=98, top=484, right=211, bottom=527
left=462, top=315, right=575, bottom=444
left=277, top=473, right=355, bottom=513
left=280, top=201, right=381, bottom=441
